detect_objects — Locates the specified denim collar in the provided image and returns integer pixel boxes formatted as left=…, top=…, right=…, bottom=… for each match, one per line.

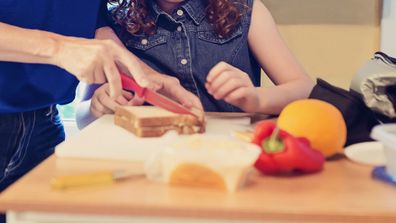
left=149, top=0, right=206, bottom=25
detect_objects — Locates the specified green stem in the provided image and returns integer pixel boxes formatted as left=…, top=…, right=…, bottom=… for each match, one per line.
left=262, top=127, right=284, bottom=154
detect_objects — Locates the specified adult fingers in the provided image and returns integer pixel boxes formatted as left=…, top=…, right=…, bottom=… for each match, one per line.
left=187, top=92, right=204, bottom=110
left=118, top=48, right=150, bottom=88
left=93, top=66, right=106, bottom=84
left=103, top=61, right=122, bottom=98
left=161, top=79, right=194, bottom=108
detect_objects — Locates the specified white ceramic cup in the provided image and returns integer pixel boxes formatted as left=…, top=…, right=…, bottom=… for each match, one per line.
left=371, top=124, right=396, bottom=176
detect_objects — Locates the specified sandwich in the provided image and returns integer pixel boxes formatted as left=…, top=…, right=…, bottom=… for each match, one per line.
left=114, top=106, right=205, bottom=137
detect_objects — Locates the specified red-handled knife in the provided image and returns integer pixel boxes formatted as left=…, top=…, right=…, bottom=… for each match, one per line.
left=120, top=73, right=201, bottom=118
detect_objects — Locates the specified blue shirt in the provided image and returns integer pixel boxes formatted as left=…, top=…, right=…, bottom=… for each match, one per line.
left=112, top=0, right=260, bottom=112
left=0, top=0, right=109, bottom=113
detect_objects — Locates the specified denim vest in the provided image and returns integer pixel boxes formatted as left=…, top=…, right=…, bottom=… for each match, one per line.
left=113, top=0, right=260, bottom=112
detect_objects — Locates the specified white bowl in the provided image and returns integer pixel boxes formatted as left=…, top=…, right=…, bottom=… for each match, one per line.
left=371, top=124, right=396, bottom=176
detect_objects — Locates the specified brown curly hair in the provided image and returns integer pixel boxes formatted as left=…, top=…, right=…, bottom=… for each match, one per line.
left=109, top=0, right=247, bottom=38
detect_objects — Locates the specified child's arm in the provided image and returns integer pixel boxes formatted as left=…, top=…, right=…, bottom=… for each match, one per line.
left=206, top=0, right=314, bottom=114
left=248, top=0, right=314, bottom=112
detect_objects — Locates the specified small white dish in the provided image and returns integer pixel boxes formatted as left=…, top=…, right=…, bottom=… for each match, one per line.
left=344, top=142, right=386, bottom=166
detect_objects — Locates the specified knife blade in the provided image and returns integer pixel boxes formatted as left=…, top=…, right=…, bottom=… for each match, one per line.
left=120, top=73, right=202, bottom=118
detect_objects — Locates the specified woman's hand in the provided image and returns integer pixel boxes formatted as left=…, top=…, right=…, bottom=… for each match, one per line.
left=206, top=62, right=260, bottom=113
left=149, top=74, right=204, bottom=111
left=90, top=83, right=145, bottom=118
left=53, top=37, right=149, bottom=98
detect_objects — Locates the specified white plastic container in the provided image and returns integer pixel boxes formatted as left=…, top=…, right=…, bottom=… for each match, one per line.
left=145, top=135, right=261, bottom=192
left=371, top=124, right=396, bottom=176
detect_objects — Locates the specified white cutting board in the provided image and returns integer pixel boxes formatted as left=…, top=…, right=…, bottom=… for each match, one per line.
left=56, top=115, right=252, bottom=162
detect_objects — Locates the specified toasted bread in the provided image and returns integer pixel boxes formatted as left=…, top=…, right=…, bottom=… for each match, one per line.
left=114, top=106, right=205, bottom=137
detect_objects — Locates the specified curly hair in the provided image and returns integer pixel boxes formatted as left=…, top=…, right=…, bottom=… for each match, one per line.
left=109, top=0, right=247, bottom=38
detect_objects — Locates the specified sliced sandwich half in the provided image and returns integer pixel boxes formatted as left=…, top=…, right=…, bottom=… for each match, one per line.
left=114, top=106, right=205, bottom=137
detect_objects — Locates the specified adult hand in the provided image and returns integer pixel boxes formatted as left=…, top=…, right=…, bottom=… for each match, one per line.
left=90, top=83, right=145, bottom=118
left=206, top=62, right=260, bottom=113
left=149, top=74, right=204, bottom=111
left=53, top=37, right=149, bottom=98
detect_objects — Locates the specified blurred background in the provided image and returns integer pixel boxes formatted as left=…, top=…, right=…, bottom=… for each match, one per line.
left=261, top=0, right=392, bottom=88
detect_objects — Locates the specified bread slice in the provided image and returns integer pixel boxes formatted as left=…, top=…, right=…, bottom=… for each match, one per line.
left=114, top=106, right=205, bottom=137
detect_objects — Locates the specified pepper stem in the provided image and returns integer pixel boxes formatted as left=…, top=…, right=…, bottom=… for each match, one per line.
left=262, top=127, right=284, bottom=153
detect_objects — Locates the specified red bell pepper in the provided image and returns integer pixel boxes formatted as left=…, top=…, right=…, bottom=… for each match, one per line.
left=252, top=120, right=324, bottom=174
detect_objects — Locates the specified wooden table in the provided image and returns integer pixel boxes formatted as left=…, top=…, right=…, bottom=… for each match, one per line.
left=0, top=155, right=395, bottom=223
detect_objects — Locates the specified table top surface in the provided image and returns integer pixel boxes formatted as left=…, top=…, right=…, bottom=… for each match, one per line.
left=0, top=155, right=395, bottom=223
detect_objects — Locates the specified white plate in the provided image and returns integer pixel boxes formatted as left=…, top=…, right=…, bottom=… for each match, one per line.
left=344, top=142, right=386, bottom=166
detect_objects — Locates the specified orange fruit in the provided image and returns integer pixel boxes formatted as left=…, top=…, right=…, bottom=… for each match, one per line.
left=277, top=99, right=347, bottom=157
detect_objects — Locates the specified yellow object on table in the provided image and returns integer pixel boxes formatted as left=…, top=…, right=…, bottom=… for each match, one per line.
left=51, top=170, right=143, bottom=190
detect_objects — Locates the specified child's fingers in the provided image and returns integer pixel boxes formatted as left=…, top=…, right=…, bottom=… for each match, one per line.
left=224, top=87, right=249, bottom=105
left=211, top=78, right=243, bottom=100
left=115, top=95, right=129, bottom=105
left=98, top=90, right=119, bottom=111
left=92, top=95, right=114, bottom=114
left=207, top=61, right=231, bottom=83
left=90, top=106, right=102, bottom=118
left=90, top=105, right=111, bottom=119
left=127, top=95, right=145, bottom=106
left=206, top=71, right=233, bottom=94
left=122, top=90, right=134, bottom=100
left=115, top=90, right=134, bottom=105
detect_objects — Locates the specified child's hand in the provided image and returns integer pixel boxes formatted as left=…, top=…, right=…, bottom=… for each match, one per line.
left=206, top=62, right=260, bottom=113
left=90, top=83, right=145, bottom=118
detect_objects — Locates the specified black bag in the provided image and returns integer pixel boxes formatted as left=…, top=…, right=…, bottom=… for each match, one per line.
left=309, top=79, right=380, bottom=146
left=309, top=52, right=396, bottom=146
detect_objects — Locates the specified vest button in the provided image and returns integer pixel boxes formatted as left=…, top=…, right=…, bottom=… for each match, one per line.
left=181, top=59, right=188, bottom=65
left=141, top=39, right=148, bottom=45
left=177, top=9, right=184, bottom=16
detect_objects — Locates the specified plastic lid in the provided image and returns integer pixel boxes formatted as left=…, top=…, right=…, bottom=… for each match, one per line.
left=370, top=124, right=396, bottom=148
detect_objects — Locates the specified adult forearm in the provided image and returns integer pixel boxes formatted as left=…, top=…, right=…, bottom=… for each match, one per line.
left=0, top=22, right=61, bottom=65
left=95, top=26, right=163, bottom=76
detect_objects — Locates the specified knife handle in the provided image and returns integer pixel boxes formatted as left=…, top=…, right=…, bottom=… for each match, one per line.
left=51, top=171, right=114, bottom=190
left=120, top=73, right=145, bottom=97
